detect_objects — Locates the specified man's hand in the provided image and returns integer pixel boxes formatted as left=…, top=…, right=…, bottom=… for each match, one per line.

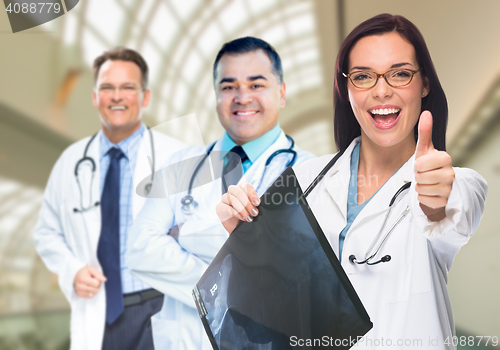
left=216, top=182, right=260, bottom=234
left=73, top=266, right=107, bottom=299
left=414, top=111, right=455, bottom=221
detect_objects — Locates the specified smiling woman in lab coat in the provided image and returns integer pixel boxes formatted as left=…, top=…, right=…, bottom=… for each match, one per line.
left=217, top=14, right=488, bottom=350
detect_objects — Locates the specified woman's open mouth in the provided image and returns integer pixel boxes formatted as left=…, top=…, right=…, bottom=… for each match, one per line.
left=369, top=107, right=401, bottom=130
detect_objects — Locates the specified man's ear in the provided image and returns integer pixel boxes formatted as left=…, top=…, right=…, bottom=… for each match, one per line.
left=92, top=89, right=98, bottom=107
left=142, top=89, right=151, bottom=108
left=280, top=82, right=286, bottom=108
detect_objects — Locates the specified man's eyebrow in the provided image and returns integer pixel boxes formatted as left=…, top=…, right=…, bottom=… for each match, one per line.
left=247, top=75, right=267, bottom=81
left=219, top=75, right=268, bottom=84
left=219, top=77, right=236, bottom=84
left=350, top=62, right=414, bottom=71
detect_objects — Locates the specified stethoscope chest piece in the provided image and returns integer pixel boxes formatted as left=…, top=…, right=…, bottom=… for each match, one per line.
left=181, top=195, right=198, bottom=215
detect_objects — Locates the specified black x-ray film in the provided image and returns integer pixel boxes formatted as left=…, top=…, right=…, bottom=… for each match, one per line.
left=193, top=167, right=373, bottom=350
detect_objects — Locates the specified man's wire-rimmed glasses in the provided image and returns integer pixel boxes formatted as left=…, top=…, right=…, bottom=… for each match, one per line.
left=97, top=84, right=145, bottom=96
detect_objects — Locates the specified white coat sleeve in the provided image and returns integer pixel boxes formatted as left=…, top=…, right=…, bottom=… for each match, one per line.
left=33, top=155, right=86, bottom=302
left=176, top=219, right=228, bottom=263
left=409, top=167, right=487, bottom=270
left=127, top=194, right=220, bottom=307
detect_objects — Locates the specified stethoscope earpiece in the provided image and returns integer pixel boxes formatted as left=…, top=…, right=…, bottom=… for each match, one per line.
left=349, top=254, right=392, bottom=265
left=73, top=201, right=100, bottom=213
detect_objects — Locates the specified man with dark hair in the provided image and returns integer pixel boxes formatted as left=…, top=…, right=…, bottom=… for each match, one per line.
left=34, top=47, right=186, bottom=350
left=213, top=36, right=284, bottom=83
left=127, top=36, right=315, bottom=349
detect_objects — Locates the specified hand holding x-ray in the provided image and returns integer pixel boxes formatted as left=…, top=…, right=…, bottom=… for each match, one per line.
left=216, top=182, right=261, bottom=234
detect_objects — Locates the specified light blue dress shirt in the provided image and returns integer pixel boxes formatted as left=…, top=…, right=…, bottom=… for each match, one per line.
left=99, top=124, right=149, bottom=294
left=220, top=123, right=282, bottom=173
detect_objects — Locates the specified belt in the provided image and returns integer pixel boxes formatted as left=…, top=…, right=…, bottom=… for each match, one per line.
left=123, top=289, right=163, bottom=307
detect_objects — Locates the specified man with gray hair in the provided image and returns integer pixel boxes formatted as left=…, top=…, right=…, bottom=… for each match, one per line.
left=34, top=47, right=186, bottom=350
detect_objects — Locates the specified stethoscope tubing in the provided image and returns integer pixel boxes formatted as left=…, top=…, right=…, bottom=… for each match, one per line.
left=181, top=135, right=296, bottom=215
left=352, top=205, right=410, bottom=265
left=186, top=141, right=217, bottom=197
left=361, top=182, right=411, bottom=260
left=302, top=150, right=412, bottom=266
left=73, top=127, right=155, bottom=213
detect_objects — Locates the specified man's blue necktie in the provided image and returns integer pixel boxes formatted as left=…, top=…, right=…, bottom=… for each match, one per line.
left=97, top=147, right=124, bottom=325
left=222, top=145, right=248, bottom=194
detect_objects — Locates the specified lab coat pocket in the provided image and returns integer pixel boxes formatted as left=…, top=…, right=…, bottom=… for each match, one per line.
left=151, top=313, right=179, bottom=350
left=384, top=221, right=432, bottom=303
left=59, top=199, right=79, bottom=247
left=61, top=198, right=99, bottom=263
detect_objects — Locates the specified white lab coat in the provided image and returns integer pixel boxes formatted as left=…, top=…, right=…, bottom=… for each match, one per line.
left=294, top=137, right=487, bottom=350
left=127, top=131, right=315, bottom=349
left=33, top=129, right=186, bottom=350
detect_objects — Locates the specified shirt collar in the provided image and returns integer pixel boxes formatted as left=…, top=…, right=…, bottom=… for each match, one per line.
left=220, top=123, right=281, bottom=164
left=99, top=124, right=146, bottom=160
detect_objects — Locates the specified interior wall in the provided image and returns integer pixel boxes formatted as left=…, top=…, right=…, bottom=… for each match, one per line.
left=447, top=113, right=500, bottom=337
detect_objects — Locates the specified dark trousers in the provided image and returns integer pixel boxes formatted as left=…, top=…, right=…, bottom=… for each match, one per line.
left=101, top=294, right=164, bottom=350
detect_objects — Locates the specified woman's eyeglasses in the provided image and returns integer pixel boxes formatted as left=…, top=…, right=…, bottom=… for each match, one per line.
left=343, top=68, right=423, bottom=89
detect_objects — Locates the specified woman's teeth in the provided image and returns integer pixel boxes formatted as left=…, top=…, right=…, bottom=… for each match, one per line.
left=370, top=108, right=400, bottom=115
left=369, top=107, right=400, bottom=127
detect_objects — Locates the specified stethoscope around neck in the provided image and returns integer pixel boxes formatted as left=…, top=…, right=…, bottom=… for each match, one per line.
left=181, top=135, right=297, bottom=215
left=301, top=149, right=412, bottom=266
left=348, top=182, right=411, bottom=265
left=73, top=127, right=155, bottom=213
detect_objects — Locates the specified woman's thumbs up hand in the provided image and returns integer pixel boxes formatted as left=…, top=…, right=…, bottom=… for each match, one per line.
left=414, top=111, right=455, bottom=221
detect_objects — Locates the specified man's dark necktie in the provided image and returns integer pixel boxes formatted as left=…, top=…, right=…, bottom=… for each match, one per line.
left=222, top=145, right=248, bottom=194
left=97, top=147, right=124, bottom=325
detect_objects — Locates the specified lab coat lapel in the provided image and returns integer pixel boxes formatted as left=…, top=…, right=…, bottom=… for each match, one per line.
left=132, top=131, right=149, bottom=218
left=80, top=132, right=102, bottom=264
left=205, top=132, right=291, bottom=200
left=323, top=139, right=359, bottom=220
left=239, top=131, right=291, bottom=195
left=203, top=138, right=226, bottom=209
